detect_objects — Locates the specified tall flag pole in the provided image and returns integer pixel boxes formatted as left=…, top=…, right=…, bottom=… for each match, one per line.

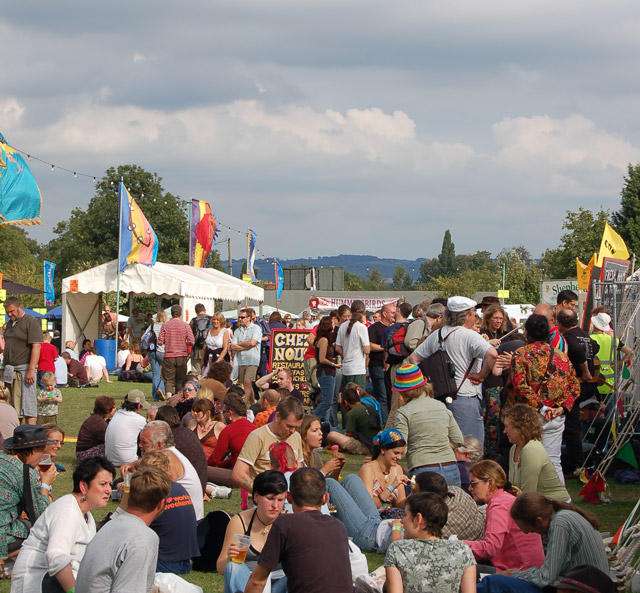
left=44, top=261, right=56, bottom=307
left=190, top=199, right=218, bottom=267
left=247, top=228, right=258, bottom=281
left=118, top=183, right=158, bottom=272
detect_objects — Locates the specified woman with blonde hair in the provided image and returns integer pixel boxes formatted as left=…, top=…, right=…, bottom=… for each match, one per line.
left=463, top=460, right=544, bottom=573
left=146, top=310, right=168, bottom=400
left=502, top=404, right=570, bottom=501
left=297, top=414, right=344, bottom=479
left=202, top=312, right=230, bottom=372
left=392, top=364, right=464, bottom=486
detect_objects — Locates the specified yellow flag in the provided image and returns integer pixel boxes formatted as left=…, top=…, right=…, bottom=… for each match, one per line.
left=576, top=253, right=596, bottom=290
left=597, top=222, right=629, bottom=266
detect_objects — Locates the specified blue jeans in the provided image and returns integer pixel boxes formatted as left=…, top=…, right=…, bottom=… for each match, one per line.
left=448, top=395, right=484, bottom=447
left=326, top=475, right=380, bottom=552
left=409, top=463, right=461, bottom=488
left=156, top=558, right=191, bottom=574
left=223, top=561, right=287, bottom=593
left=477, top=575, right=542, bottom=593
left=313, top=371, right=337, bottom=425
left=368, top=365, right=389, bottom=424
left=148, top=350, right=165, bottom=399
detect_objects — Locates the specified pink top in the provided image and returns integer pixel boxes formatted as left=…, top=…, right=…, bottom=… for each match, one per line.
left=463, top=489, right=544, bottom=570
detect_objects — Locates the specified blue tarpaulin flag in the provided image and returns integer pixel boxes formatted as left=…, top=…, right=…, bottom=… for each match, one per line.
left=44, top=261, right=56, bottom=306
left=0, top=133, right=42, bottom=226
left=118, top=182, right=158, bottom=272
left=247, top=229, right=258, bottom=281
left=276, top=259, right=284, bottom=301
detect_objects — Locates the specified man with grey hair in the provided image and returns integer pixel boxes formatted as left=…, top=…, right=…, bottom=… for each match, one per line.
left=231, top=308, right=263, bottom=387
left=409, top=296, right=498, bottom=446
left=157, top=304, right=194, bottom=399
left=125, top=420, right=204, bottom=520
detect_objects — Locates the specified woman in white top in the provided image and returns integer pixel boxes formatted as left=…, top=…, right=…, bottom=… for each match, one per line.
left=115, top=340, right=130, bottom=372
left=146, top=310, right=167, bottom=400
left=202, top=312, right=230, bottom=372
left=10, top=457, right=115, bottom=592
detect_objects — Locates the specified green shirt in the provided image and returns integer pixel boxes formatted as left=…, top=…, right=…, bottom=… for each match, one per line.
left=345, top=403, right=378, bottom=443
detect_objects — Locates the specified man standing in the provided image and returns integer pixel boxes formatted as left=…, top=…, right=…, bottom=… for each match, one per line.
left=75, top=468, right=171, bottom=593
left=232, top=397, right=304, bottom=491
left=189, top=303, right=211, bottom=376
left=534, top=303, right=568, bottom=353
left=1, top=297, right=43, bottom=424
left=158, top=305, right=195, bottom=398
left=244, top=467, right=352, bottom=593
left=231, top=308, right=262, bottom=388
left=335, top=300, right=370, bottom=389
left=367, top=301, right=396, bottom=423
left=555, top=289, right=578, bottom=313
left=409, top=296, right=497, bottom=445
left=127, top=307, right=146, bottom=344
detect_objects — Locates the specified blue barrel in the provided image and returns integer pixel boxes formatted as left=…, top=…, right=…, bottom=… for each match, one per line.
left=95, top=339, right=116, bottom=371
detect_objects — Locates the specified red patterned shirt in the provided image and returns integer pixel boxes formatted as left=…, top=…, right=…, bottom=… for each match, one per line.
left=158, top=318, right=195, bottom=358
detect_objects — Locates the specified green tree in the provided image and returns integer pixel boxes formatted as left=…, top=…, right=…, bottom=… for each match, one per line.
left=430, top=267, right=500, bottom=298
left=418, top=257, right=440, bottom=285
left=344, top=270, right=364, bottom=290
left=613, top=163, right=640, bottom=257
left=497, top=246, right=543, bottom=303
left=0, top=225, right=45, bottom=307
left=363, top=267, right=387, bottom=291
left=438, top=229, right=456, bottom=276
left=391, top=265, right=413, bottom=290
left=540, top=207, right=609, bottom=279
left=44, top=164, right=223, bottom=279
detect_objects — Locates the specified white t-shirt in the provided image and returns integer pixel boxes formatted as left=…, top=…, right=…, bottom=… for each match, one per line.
left=104, top=409, right=146, bottom=466
left=336, top=321, right=370, bottom=376
left=167, top=446, right=204, bottom=520
left=84, top=354, right=107, bottom=380
left=116, top=349, right=130, bottom=368
left=414, top=326, right=491, bottom=397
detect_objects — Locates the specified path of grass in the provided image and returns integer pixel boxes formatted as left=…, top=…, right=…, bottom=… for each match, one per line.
left=0, top=380, right=637, bottom=592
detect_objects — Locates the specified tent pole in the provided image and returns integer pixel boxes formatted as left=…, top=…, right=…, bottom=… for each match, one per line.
left=115, top=179, right=124, bottom=355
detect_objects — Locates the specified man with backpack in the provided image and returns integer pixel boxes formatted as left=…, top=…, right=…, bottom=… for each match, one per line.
left=367, top=301, right=397, bottom=424
left=189, top=303, right=211, bottom=376
left=408, top=296, right=498, bottom=446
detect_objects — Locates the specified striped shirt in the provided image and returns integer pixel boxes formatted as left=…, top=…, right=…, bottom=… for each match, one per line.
left=158, top=318, right=194, bottom=358
left=511, top=509, right=609, bottom=587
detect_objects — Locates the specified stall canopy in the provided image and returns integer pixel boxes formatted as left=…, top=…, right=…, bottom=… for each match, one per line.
left=60, top=260, right=263, bottom=346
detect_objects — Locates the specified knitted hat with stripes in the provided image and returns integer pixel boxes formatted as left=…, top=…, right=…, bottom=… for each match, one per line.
left=393, top=364, right=427, bottom=392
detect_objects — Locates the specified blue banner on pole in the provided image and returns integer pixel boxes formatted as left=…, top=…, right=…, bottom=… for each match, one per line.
left=44, top=261, right=56, bottom=306
left=276, top=259, right=284, bottom=300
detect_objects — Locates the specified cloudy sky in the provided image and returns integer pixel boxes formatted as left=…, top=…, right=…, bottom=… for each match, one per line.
left=3, top=1, right=640, bottom=262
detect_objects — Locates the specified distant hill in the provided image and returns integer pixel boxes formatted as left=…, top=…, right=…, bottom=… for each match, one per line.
left=220, top=254, right=426, bottom=281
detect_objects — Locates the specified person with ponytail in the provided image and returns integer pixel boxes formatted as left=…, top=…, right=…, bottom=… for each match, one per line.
left=463, top=460, right=544, bottom=573
left=477, top=491, right=609, bottom=592
left=335, top=310, right=370, bottom=390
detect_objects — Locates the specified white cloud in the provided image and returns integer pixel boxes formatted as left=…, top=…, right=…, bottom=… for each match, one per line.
left=133, top=52, right=146, bottom=63
left=0, top=98, right=25, bottom=129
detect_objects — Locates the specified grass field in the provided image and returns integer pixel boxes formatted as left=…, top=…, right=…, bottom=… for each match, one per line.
left=1, top=380, right=638, bottom=592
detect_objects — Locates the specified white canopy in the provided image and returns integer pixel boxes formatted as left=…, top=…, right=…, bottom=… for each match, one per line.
left=61, top=260, right=263, bottom=346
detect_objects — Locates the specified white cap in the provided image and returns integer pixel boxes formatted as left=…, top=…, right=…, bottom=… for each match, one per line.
left=591, top=312, right=611, bottom=332
left=447, top=296, right=477, bottom=312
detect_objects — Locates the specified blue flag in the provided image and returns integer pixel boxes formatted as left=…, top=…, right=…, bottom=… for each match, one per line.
left=248, top=229, right=258, bottom=281
left=44, top=261, right=56, bottom=306
left=276, top=259, right=284, bottom=301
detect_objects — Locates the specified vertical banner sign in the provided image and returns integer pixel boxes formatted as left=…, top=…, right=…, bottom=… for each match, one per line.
left=268, top=328, right=311, bottom=402
left=44, top=261, right=56, bottom=306
left=118, top=182, right=158, bottom=272
left=275, top=259, right=284, bottom=301
left=247, top=229, right=258, bottom=281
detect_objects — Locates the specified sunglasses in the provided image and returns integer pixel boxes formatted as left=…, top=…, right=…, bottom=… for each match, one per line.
left=469, top=479, right=488, bottom=488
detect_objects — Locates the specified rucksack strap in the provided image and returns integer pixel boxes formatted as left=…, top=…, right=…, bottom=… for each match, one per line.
left=22, top=463, right=37, bottom=525
left=456, top=358, right=477, bottom=395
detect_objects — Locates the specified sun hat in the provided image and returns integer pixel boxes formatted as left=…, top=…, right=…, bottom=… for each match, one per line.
left=372, top=429, right=405, bottom=449
left=542, top=565, right=615, bottom=593
left=447, top=296, right=477, bottom=312
left=476, top=296, right=500, bottom=309
left=3, top=425, right=57, bottom=450
left=393, top=364, right=427, bottom=392
left=591, top=312, right=612, bottom=332
left=124, top=389, right=150, bottom=409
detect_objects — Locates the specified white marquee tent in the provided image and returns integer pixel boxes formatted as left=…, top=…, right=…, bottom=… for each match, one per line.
left=61, top=260, right=264, bottom=345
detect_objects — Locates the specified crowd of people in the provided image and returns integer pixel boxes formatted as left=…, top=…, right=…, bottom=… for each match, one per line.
left=0, top=292, right=623, bottom=593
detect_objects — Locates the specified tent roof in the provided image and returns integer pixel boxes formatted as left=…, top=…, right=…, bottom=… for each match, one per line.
left=61, top=260, right=264, bottom=303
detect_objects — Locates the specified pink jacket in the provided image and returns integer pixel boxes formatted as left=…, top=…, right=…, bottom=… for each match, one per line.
left=463, top=489, right=544, bottom=570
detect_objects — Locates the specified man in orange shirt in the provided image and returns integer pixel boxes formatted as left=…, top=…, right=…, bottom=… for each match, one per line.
left=253, top=389, right=281, bottom=427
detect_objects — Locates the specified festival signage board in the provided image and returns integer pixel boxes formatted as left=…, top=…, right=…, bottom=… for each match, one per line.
left=540, top=280, right=579, bottom=306
left=268, top=328, right=312, bottom=402
left=309, top=295, right=397, bottom=311
left=582, top=258, right=629, bottom=331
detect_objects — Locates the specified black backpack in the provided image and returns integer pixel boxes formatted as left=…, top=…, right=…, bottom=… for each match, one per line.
left=385, top=322, right=411, bottom=365
left=418, top=328, right=473, bottom=404
left=191, top=316, right=211, bottom=350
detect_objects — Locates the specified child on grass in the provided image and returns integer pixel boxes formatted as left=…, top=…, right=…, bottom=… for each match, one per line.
left=37, top=371, right=63, bottom=425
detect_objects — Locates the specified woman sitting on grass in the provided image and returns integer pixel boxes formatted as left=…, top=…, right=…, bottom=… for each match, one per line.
left=385, top=492, right=476, bottom=593
left=297, top=414, right=345, bottom=479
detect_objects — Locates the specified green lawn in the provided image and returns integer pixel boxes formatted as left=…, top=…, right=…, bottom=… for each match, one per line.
left=1, top=380, right=638, bottom=592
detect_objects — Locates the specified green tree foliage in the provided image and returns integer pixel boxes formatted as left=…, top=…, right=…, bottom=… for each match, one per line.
left=497, top=246, right=543, bottom=303
left=0, top=225, right=44, bottom=307
left=391, top=265, right=413, bottom=290
left=363, top=267, right=387, bottom=291
left=44, top=164, right=222, bottom=279
left=540, top=207, right=609, bottom=279
left=613, top=163, right=640, bottom=257
left=438, top=229, right=456, bottom=276
left=344, top=270, right=364, bottom=290
left=431, top=267, right=500, bottom=298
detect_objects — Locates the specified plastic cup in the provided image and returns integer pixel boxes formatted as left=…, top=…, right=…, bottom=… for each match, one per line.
left=38, top=454, right=52, bottom=473
left=123, top=472, right=132, bottom=493
left=231, top=534, right=251, bottom=563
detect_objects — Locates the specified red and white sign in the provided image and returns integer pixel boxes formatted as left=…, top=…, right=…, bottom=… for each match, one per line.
left=309, top=295, right=397, bottom=311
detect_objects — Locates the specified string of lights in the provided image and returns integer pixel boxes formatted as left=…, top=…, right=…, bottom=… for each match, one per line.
left=10, top=144, right=279, bottom=267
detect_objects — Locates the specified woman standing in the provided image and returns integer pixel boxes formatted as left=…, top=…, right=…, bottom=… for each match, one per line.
left=10, top=457, right=116, bottom=592
left=463, top=460, right=544, bottom=572
left=146, top=310, right=167, bottom=400
left=503, top=405, right=570, bottom=501
left=477, top=491, right=610, bottom=593
left=202, top=312, right=230, bottom=372
left=217, top=470, right=288, bottom=593
left=480, top=304, right=508, bottom=346
left=297, top=415, right=344, bottom=479
left=192, top=399, right=225, bottom=459
left=312, top=317, right=341, bottom=425
left=385, top=492, right=476, bottom=593
left=0, top=426, right=57, bottom=578
left=76, top=396, right=116, bottom=462
left=393, top=364, right=464, bottom=486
